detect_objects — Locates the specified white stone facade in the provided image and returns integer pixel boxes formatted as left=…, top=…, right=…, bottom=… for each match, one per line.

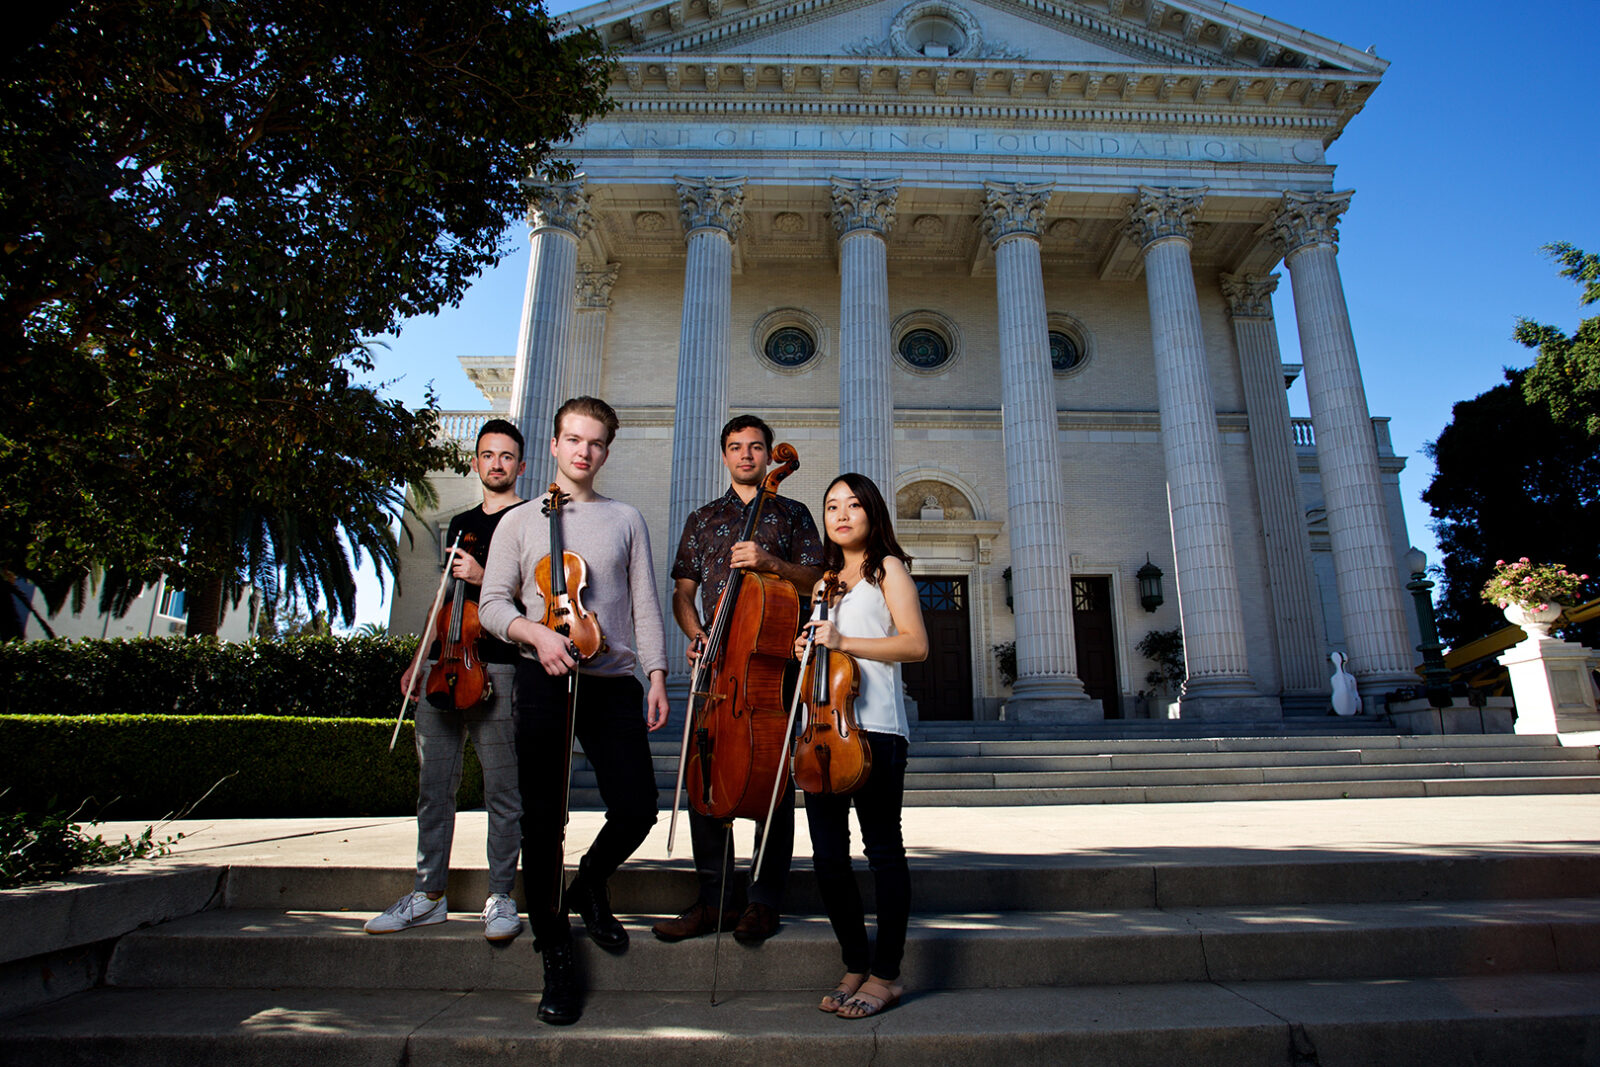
left=391, top=0, right=1420, bottom=726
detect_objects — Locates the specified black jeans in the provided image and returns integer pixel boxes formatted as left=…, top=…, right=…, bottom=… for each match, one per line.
left=516, top=663, right=658, bottom=949
left=805, top=730, right=910, bottom=981
left=684, top=659, right=800, bottom=911
left=686, top=782, right=795, bottom=910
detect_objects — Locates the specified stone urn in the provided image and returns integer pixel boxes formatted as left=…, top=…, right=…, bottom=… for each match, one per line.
left=1503, top=602, right=1565, bottom=640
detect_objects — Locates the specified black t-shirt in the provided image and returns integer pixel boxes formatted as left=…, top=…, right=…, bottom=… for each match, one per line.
left=431, top=501, right=525, bottom=665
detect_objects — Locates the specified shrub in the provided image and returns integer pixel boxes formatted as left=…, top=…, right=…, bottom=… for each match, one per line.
left=0, top=803, right=183, bottom=888
left=0, top=715, right=483, bottom=819
left=0, top=635, right=419, bottom=718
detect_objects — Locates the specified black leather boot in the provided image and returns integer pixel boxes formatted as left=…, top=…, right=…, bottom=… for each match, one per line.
left=536, top=939, right=582, bottom=1026
left=568, top=857, right=628, bottom=952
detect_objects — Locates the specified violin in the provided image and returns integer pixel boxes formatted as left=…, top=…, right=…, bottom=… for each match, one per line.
left=791, top=572, right=871, bottom=796
left=533, top=483, right=606, bottom=661
left=671, top=444, right=802, bottom=829
left=425, top=532, right=492, bottom=711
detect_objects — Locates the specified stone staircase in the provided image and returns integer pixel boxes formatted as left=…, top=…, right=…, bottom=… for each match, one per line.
left=3, top=841, right=1598, bottom=1064
left=571, top=731, right=1600, bottom=808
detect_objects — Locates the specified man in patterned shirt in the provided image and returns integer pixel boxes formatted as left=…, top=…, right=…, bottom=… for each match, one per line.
left=655, top=414, right=823, bottom=945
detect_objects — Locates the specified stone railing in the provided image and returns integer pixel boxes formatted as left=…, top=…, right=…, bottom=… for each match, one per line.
left=1290, top=417, right=1395, bottom=456
left=436, top=411, right=489, bottom=445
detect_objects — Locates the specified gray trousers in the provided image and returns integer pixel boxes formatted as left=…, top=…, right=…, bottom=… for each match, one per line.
left=414, top=661, right=521, bottom=895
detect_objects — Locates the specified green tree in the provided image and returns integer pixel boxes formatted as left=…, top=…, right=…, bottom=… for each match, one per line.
left=1516, top=243, right=1600, bottom=437
left=1, top=0, right=611, bottom=633
left=1422, top=374, right=1600, bottom=646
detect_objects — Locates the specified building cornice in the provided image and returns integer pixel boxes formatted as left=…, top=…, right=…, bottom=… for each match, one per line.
left=605, top=55, right=1375, bottom=140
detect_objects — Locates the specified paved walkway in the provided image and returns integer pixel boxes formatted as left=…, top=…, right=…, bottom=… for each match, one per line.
left=95, top=792, right=1600, bottom=875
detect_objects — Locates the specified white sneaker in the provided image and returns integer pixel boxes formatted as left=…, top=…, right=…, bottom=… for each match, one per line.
left=483, top=892, right=523, bottom=942
left=364, top=892, right=448, bottom=934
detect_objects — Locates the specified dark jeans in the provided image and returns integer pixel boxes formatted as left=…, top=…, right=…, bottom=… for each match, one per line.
left=516, top=663, right=658, bottom=949
left=805, top=731, right=910, bottom=982
left=685, top=660, right=800, bottom=911
left=686, top=783, right=795, bottom=910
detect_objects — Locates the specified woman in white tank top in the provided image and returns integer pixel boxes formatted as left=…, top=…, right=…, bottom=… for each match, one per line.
left=794, top=473, right=928, bottom=1020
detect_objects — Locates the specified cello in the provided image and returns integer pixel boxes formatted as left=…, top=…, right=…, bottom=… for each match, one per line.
left=668, top=443, right=803, bottom=845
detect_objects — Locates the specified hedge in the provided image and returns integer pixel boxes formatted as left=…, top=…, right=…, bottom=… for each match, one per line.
left=0, top=636, right=419, bottom=718
left=0, top=715, right=483, bottom=819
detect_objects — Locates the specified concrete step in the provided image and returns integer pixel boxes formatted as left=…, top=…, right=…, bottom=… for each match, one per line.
left=4, top=976, right=1598, bottom=1066
left=900, top=759, right=1600, bottom=790
left=896, top=774, right=1600, bottom=806
left=569, top=735, right=1600, bottom=807
left=222, top=852, right=1600, bottom=916
left=101, top=896, right=1600, bottom=993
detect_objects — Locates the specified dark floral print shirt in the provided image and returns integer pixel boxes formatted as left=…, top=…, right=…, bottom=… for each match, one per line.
left=670, top=486, right=823, bottom=618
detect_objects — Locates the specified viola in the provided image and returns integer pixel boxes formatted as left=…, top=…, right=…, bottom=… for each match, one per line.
left=791, top=572, right=871, bottom=796
left=533, top=483, right=606, bottom=661
left=425, top=531, right=492, bottom=711
left=671, top=444, right=802, bottom=828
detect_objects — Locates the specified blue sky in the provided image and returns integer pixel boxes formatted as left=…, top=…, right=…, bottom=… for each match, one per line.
left=348, top=0, right=1600, bottom=630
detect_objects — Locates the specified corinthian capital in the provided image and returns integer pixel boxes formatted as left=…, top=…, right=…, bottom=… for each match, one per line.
left=1267, top=189, right=1354, bottom=256
left=1219, top=272, right=1280, bottom=319
left=526, top=177, right=593, bottom=239
left=1124, top=186, right=1206, bottom=248
left=981, top=180, right=1054, bottom=245
left=829, top=176, right=900, bottom=237
left=575, top=264, right=621, bottom=310
left=674, top=175, right=746, bottom=239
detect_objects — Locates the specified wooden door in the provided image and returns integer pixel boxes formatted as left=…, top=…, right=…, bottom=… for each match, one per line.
left=902, top=576, right=973, bottom=721
left=1072, top=576, right=1121, bottom=717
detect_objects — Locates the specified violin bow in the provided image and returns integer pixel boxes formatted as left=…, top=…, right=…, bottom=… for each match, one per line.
left=665, top=634, right=704, bottom=857
left=391, top=531, right=463, bottom=751
left=752, top=625, right=815, bottom=883
left=553, top=664, right=581, bottom=915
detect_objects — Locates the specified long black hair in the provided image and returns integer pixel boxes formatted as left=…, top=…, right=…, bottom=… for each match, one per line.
left=821, top=473, right=913, bottom=587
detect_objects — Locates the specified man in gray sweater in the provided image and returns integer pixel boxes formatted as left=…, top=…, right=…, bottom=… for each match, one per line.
left=479, top=396, right=669, bottom=1026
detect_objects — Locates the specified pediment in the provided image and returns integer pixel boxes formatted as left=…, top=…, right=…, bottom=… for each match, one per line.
left=570, top=0, right=1386, bottom=74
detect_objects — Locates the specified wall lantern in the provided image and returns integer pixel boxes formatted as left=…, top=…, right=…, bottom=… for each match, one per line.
left=1002, top=566, right=1013, bottom=612
left=1136, top=555, right=1164, bottom=612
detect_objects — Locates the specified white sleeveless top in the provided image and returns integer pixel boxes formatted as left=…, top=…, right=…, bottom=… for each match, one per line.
left=820, top=577, right=909, bottom=738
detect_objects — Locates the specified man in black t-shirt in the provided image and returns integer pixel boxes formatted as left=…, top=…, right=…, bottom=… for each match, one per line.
left=365, top=419, right=528, bottom=942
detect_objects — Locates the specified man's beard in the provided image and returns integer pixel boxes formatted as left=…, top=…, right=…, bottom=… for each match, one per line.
left=479, top=471, right=518, bottom=492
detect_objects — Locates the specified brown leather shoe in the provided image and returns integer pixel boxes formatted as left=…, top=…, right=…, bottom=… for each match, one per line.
left=732, top=902, right=780, bottom=944
left=651, top=903, right=739, bottom=942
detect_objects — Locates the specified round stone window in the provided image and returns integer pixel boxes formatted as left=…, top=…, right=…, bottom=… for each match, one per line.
left=765, top=326, right=816, bottom=368
left=899, top=328, right=950, bottom=370
left=1049, top=331, right=1080, bottom=372
left=1047, top=313, right=1094, bottom=378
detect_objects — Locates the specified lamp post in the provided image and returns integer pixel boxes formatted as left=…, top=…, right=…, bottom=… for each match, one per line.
left=1403, top=547, right=1453, bottom=709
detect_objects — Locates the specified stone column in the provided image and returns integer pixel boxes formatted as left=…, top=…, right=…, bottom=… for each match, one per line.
left=1269, top=191, right=1414, bottom=699
left=830, top=176, right=899, bottom=494
left=1126, top=187, right=1268, bottom=716
left=665, top=176, right=745, bottom=688
left=508, top=178, right=591, bottom=498
left=1221, top=272, right=1327, bottom=704
left=568, top=264, right=619, bottom=399
left=981, top=180, right=1094, bottom=719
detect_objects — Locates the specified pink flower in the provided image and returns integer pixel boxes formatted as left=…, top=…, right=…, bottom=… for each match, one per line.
left=1495, top=560, right=1505, bottom=567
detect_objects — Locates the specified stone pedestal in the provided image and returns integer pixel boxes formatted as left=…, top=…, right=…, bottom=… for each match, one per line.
left=1165, top=696, right=1283, bottom=722
left=1388, top=697, right=1515, bottom=735
left=1501, top=635, right=1600, bottom=735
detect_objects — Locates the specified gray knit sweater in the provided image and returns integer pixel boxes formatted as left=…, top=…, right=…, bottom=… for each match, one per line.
left=478, top=494, right=667, bottom=679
